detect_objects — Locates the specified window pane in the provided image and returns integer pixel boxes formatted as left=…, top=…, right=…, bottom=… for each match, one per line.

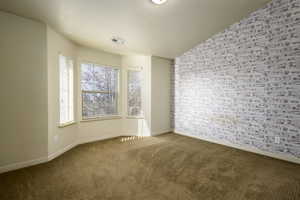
left=81, top=63, right=119, bottom=118
left=68, top=59, right=74, bottom=122
left=59, top=55, right=74, bottom=124
left=82, top=92, right=118, bottom=118
left=81, top=63, right=119, bottom=92
left=59, top=55, right=68, bottom=124
left=128, top=70, right=142, bottom=116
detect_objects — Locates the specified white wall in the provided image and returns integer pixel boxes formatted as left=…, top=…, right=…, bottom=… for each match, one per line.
left=0, top=12, right=172, bottom=173
left=0, top=11, right=48, bottom=167
left=151, top=56, right=173, bottom=135
left=47, top=26, right=78, bottom=156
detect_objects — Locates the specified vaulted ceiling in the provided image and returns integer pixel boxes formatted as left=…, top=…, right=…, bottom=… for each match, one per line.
left=0, top=0, right=271, bottom=58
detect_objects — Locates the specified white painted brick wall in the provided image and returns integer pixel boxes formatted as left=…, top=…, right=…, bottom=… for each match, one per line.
left=172, top=0, right=300, bottom=158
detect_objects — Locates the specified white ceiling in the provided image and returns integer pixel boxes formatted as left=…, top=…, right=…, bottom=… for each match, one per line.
left=0, top=0, right=271, bottom=58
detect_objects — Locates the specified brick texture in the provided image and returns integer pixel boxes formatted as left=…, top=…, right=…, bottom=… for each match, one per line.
left=172, top=0, right=300, bottom=158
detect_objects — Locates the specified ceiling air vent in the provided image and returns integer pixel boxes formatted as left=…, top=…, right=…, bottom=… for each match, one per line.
left=111, top=37, right=125, bottom=45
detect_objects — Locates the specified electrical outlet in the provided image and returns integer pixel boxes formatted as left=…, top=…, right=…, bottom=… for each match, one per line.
left=275, top=136, right=280, bottom=144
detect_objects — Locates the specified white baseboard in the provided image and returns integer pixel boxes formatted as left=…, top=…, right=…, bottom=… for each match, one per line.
left=79, top=134, right=122, bottom=145
left=0, top=134, right=121, bottom=174
left=121, top=133, right=139, bottom=137
left=122, top=129, right=173, bottom=137
left=0, top=143, right=78, bottom=174
left=0, top=132, right=139, bottom=174
left=49, top=134, right=122, bottom=162
left=174, top=130, right=300, bottom=165
left=9, top=129, right=296, bottom=174
left=0, top=132, right=150, bottom=174
left=152, top=129, right=173, bottom=136
left=48, top=142, right=78, bottom=162
left=0, top=156, right=48, bottom=174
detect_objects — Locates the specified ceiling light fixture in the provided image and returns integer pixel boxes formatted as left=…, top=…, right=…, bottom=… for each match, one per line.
left=151, top=0, right=167, bottom=5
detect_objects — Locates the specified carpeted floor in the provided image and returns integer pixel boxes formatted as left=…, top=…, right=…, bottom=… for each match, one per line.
left=0, top=133, right=300, bottom=200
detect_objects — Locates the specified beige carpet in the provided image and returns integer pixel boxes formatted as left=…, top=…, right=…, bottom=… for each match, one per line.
left=0, top=133, right=300, bottom=200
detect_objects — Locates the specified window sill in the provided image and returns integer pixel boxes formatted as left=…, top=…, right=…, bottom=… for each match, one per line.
left=58, top=121, right=77, bottom=128
left=126, top=116, right=144, bottom=119
left=81, top=116, right=122, bottom=122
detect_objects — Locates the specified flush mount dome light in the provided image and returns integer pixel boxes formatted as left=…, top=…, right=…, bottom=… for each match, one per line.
left=151, top=0, right=167, bottom=5
left=111, top=36, right=125, bottom=45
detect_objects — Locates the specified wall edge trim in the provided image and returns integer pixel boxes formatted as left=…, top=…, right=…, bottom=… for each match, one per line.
left=0, top=134, right=123, bottom=174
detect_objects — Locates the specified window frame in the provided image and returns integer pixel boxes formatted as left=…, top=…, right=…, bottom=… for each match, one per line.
left=126, top=67, right=144, bottom=119
left=58, top=53, right=75, bottom=127
left=79, top=61, right=122, bottom=121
